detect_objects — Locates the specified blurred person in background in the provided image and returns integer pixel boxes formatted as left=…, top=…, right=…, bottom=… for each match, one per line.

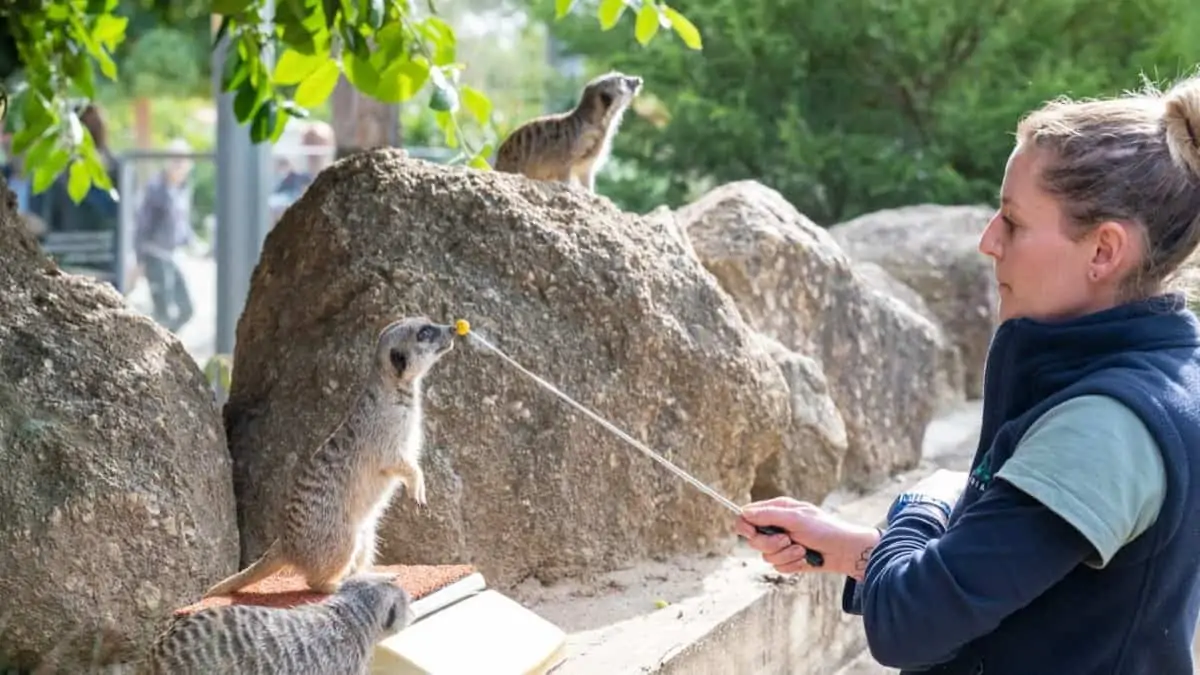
left=134, top=137, right=194, bottom=332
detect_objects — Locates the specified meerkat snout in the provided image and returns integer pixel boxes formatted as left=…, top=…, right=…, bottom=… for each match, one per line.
left=587, top=71, right=642, bottom=115
left=337, top=573, right=415, bottom=638
left=376, top=317, right=456, bottom=386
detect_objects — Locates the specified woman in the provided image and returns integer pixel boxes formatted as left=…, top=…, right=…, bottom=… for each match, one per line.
left=736, top=73, right=1200, bottom=674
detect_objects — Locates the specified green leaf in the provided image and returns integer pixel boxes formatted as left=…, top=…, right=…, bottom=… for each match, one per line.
left=33, top=149, right=71, bottom=194
left=268, top=103, right=290, bottom=143
left=434, top=110, right=458, bottom=148
left=92, top=14, right=128, bottom=50
left=368, top=23, right=410, bottom=70
left=294, top=60, right=341, bottom=107
left=340, top=23, right=369, bottom=58
left=85, top=0, right=118, bottom=13
left=95, top=50, right=118, bottom=80
left=460, top=85, right=492, bottom=125
left=233, top=79, right=263, bottom=122
left=429, top=87, right=457, bottom=112
left=24, top=135, right=59, bottom=173
left=68, top=13, right=119, bottom=80
left=250, top=98, right=279, bottom=143
left=662, top=6, right=701, bottom=49
left=342, top=52, right=379, bottom=95
left=86, top=151, right=113, bottom=190
left=66, top=158, right=91, bottom=203
left=213, top=0, right=255, bottom=14
left=634, top=3, right=661, bottom=45
left=364, top=0, right=384, bottom=29
left=273, top=48, right=326, bottom=85
left=420, top=17, right=457, bottom=66
left=428, top=68, right=458, bottom=112
left=276, top=0, right=324, bottom=54
left=597, top=0, right=627, bottom=30
left=64, top=52, right=97, bottom=100
left=322, top=0, right=340, bottom=28
left=469, top=143, right=494, bottom=170
left=555, top=0, right=575, bottom=19
left=221, top=49, right=249, bottom=92
left=376, top=58, right=430, bottom=104
left=10, top=126, right=49, bottom=156
left=21, top=91, right=53, bottom=129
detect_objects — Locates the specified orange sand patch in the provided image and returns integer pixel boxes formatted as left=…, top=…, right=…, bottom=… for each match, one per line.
left=174, top=564, right=478, bottom=616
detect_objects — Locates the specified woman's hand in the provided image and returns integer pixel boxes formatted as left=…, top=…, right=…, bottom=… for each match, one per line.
left=736, top=497, right=882, bottom=580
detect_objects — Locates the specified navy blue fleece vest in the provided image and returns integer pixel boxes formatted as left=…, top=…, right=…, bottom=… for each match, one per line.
left=918, top=293, right=1200, bottom=674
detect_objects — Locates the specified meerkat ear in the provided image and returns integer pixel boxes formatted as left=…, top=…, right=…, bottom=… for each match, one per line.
left=599, top=92, right=613, bottom=108
left=383, top=605, right=399, bottom=629
left=389, top=348, right=407, bottom=374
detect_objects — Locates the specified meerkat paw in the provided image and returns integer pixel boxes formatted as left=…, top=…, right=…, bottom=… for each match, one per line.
left=413, top=475, right=428, bottom=509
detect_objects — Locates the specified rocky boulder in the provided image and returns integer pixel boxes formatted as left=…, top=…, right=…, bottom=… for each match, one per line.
left=829, top=204, right=998, bottom=398
left=853, top=261, right=966, bottom=413
left=0, top=181, right=238, bottom=670
left=223, top=149, right=795, bottom=588
left=748, top=334, right=849, bottom=501
left=675, top=181, right=951, bottom=489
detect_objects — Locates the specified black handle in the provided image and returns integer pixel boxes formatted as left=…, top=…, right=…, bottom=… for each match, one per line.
left=754, top=525, right=825, bottom=567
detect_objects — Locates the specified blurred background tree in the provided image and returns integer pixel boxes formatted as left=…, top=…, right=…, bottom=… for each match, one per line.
left=529, top=0, right=1200, bottom=223
left=0, top=0, right=1194, bottom=226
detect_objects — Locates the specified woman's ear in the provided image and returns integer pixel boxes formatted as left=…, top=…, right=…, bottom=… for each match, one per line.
left=1087, top=220, right=1134, bottom=282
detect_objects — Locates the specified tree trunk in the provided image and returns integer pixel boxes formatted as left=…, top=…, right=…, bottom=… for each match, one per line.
left=330, top=76, right=401, bottom=160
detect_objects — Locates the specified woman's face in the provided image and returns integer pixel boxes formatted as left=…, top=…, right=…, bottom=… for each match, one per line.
left=977, top=145, right=1138, bottom=323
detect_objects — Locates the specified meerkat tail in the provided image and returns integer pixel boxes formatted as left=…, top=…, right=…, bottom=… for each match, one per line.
left=202, top=539, right=287, bottom=599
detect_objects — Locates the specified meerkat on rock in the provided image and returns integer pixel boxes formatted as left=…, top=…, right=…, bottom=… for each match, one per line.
left=204, top=317, right=457, bottom=599
left=493, top=70, right=643, bottom=192
left=141, top=573, right=413, bottom=675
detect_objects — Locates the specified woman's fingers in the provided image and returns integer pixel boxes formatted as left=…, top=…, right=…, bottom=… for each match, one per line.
left=736, top=516, right=793, bottom=554
left=773, top=556, right=815, bottom=575
left=739, top=502, right=818, bottom=536
left=763, top=543, right=815, bottom=571
left=733, top=517, right=759, bottom=539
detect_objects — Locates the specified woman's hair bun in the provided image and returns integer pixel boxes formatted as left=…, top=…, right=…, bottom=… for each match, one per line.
left=1164, top=75, right=1200, bottom=178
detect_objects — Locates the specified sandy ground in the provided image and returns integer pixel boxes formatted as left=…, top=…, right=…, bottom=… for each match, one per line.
left=510, top=551, right=740, bottom=634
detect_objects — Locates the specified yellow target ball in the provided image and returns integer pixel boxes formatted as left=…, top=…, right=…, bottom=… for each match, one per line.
left=454, top=319, right=471, bottom=336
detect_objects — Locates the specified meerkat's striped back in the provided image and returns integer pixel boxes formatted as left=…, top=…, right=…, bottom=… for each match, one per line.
left=143, top=576, right=412, bottom=675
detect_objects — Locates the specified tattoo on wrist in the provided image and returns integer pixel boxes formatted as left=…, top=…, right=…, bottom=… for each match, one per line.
left=852, top=528, right=882, bottom=580
left=855, top=545, right=874, bottom=572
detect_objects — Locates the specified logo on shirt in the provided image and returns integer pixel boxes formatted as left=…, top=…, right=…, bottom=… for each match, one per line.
left=969, top=455, right=994, bottom=492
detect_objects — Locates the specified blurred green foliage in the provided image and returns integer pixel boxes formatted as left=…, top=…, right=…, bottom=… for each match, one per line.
left=536, top=0, right=1200, bottom=223
left=0, top=0, right=701, bottom=204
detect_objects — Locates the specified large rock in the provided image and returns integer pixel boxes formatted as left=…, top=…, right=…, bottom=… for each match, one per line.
left=748, top=334, right=849, bottom=501
left=675, top=181, right=949, bottom=489
left=0, top=181, right=238, bottom=670
left=829, top=204, right=998, bottom=398
left=852, top=261, right=966, bottom=413
left=223, top=149, right=794, bottom=588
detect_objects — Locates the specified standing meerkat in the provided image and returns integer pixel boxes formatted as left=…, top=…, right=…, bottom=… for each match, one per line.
left=204, top=317, right=457, bottom=598
left=493, top=71, right=643, bottom=192
left=141, top=573, right=413, bottom=675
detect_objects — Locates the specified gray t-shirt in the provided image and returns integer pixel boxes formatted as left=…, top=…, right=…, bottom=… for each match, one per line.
left=997, top=394, right=1166, bottom=568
